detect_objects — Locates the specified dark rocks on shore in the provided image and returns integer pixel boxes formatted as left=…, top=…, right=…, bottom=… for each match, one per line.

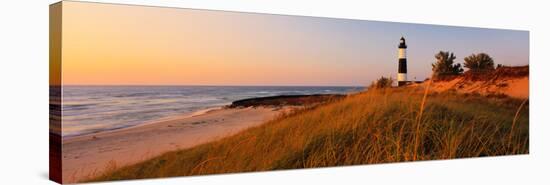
left=228, top=94, right=346, bottom=108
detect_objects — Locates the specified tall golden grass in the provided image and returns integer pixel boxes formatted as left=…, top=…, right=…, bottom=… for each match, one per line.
left=91, top=87, right=529, bottom=182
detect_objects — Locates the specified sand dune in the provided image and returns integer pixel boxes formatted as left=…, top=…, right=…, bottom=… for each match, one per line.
left=423, top=66, right=529, bottom=99
left=62, top=106, right=291, bottom=183
left=429, top=76, right=528, bottom=99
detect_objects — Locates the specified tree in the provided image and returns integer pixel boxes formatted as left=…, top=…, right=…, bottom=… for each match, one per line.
left=431, top=51, right=463, bottom=78
left=464, top=53, right=495, bottom=73
left=369, top=76, right=394, bottom=89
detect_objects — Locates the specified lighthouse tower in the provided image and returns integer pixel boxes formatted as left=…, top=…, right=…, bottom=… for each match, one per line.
left=397, top=37, right=408, bottom=87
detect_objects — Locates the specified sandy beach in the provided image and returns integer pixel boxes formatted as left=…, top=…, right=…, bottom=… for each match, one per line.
left=62, top=106, right=291, bottom=183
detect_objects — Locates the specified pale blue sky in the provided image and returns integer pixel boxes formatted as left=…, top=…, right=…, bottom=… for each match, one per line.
left=268, top=14, right=529, bottom=84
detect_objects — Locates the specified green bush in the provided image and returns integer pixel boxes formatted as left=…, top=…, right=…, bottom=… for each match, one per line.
left=369, top=76, right=394, bottom=89
left=432, top=51, right=463, bottom=78
left=464, top=53, right=495, bottom=73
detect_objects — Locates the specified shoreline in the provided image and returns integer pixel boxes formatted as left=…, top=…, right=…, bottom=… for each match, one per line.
left=63, top=106, right=294, bottom=183
left=62, top=105, right=227, bottom=140
left=61, top=94, right=344, bottom=183
left=62, top=94, right=346, bottom=139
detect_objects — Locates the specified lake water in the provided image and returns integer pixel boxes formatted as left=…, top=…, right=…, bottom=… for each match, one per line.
left=61, top=86, right=362, bottom=137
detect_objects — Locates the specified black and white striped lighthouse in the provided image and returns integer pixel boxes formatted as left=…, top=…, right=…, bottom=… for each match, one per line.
left=397, top=36, right=408, bottom=87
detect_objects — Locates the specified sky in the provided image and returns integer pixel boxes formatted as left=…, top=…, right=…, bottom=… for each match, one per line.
left=60, top=1, right=529, bottom=86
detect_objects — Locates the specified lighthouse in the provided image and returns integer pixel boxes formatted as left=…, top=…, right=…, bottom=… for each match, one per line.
left=397, top=37, right=408, bottom=87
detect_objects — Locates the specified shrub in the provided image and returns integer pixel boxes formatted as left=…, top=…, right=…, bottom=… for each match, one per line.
left=432, top=51, right=463, bottom=79
left=464, top=53, right=495, bottom=73
left=369, top=76, right=394, bottom=89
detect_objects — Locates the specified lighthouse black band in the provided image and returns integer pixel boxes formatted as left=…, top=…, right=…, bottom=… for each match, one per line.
left=398, top=59, right=407, bottom=73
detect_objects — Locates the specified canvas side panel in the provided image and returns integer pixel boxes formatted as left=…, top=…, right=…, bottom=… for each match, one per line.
left=49, top=2, right=63, bottom=184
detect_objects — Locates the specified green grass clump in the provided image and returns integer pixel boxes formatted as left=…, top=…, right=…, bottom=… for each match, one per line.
left=91, top=88, right=528, bottom=182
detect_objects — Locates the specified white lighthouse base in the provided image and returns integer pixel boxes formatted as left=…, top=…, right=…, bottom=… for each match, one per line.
left=397, top=73, right=407, bottom=87
left=397, top=73, right=407, bottom=82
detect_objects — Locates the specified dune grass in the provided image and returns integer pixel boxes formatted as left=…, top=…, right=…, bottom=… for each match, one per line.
left=91, top=87, right=529, bottom=182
